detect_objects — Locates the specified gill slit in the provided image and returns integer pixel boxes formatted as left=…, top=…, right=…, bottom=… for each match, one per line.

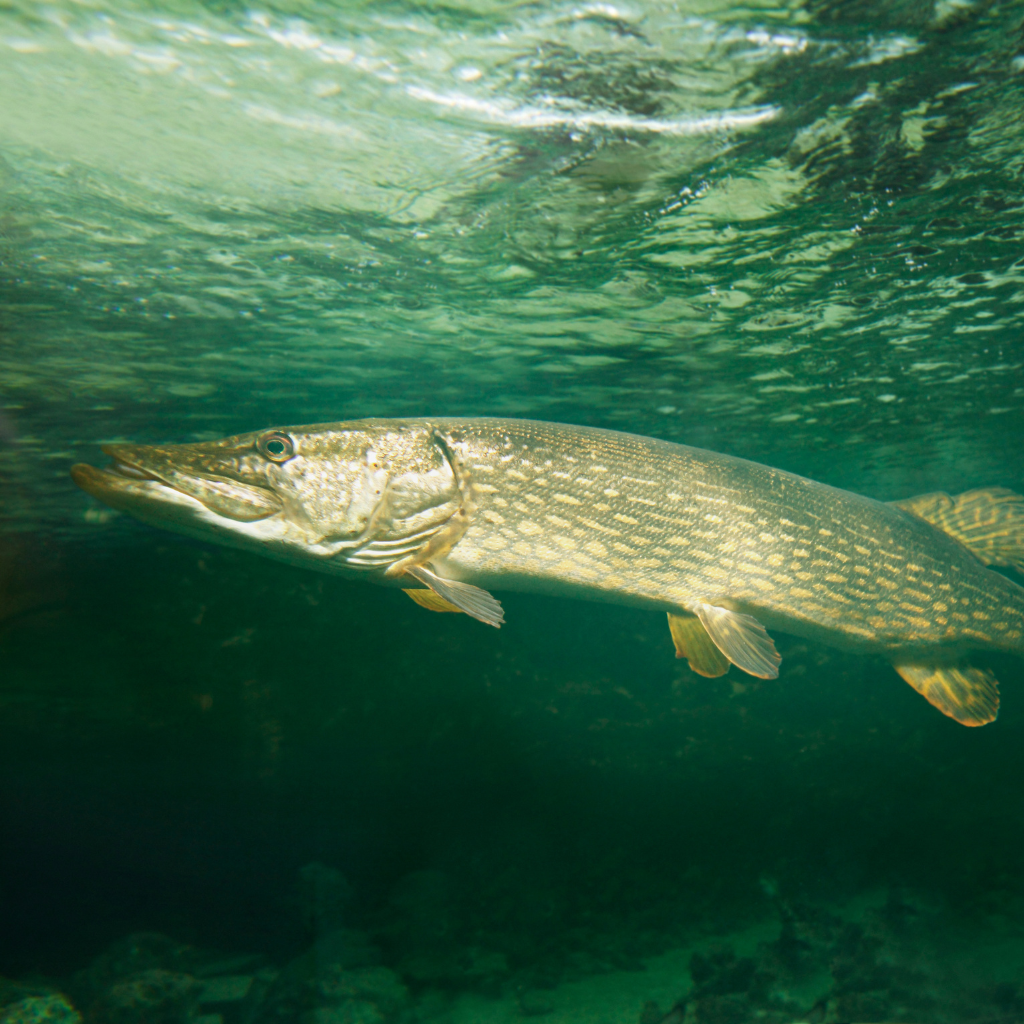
left=384, top=428, right=475, bottom=579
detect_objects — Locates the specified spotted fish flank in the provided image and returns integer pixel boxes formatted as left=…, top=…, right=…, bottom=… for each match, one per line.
left=71, top=418, right=1024, bottom=727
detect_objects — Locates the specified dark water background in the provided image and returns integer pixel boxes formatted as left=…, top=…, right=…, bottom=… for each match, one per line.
left=3, top=0, right=1024, bottom=1020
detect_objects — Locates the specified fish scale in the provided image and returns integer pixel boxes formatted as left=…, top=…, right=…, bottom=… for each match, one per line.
left=436, top=419, right=1024, bottom=657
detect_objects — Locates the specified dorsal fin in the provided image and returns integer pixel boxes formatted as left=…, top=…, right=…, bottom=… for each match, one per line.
left=893, top=488, right=1024, bottom=572
left=694, top=602, right=781, bottom=679
left=893, top=662, right=999, bottom=727
left=666, top=612, right=729, bottom=677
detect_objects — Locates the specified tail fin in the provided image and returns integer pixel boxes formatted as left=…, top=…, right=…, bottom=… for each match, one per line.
left=894, top=487, right=1024, bottom=573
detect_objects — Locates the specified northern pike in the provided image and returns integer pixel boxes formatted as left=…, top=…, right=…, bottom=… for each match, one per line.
left=71, top=418, right=1024, bottom=727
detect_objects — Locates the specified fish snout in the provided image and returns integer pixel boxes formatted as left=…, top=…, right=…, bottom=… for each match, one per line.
left=101, top=442, right=170, bottom=482
left=70, top=461, right=159, bottom=510
left=74, top=441, right=284, bottom=523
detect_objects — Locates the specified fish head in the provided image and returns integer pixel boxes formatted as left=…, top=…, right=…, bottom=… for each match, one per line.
left=71, top=420, right=463, bottom=573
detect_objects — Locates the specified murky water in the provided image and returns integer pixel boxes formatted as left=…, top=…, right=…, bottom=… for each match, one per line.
left=2, top=0, right=1024, bottom=1021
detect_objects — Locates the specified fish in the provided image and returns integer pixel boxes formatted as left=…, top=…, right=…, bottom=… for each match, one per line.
left=70, top=417, right=1024, bottom=727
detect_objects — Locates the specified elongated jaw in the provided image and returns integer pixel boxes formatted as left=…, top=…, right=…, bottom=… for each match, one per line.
left=71, top=442, right=285, bottom=538
left=71, top=460, right=219, bottom=530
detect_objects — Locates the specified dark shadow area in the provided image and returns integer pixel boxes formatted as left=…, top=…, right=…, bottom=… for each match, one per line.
left=1, top=531, right=1023, bottom=1022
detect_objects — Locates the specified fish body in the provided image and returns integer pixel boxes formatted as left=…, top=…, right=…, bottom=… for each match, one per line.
left=71, top=417, right=1024, bottom=726
left=429, top=420, right=1024, bottom=658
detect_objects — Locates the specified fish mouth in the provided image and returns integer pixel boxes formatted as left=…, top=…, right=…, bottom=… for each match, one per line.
left=101, top=443, right=174, bottom=484
left=72, top=444, right=283, bottom=522
left=71, top=444, right=178, bottom=497
left=106, top=454, right=161, bottom=482
left=70, top=460, right=177, bottom=515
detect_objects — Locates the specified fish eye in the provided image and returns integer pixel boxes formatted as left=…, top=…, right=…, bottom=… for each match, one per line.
left=257, top=431, right=295, bottom=462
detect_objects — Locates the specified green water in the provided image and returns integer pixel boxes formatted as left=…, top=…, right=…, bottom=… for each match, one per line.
left=2, top=0, right=1024, bottom=1020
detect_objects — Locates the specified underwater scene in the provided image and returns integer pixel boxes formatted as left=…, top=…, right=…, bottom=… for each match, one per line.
left=3, top=0, right=1024, bottom=1020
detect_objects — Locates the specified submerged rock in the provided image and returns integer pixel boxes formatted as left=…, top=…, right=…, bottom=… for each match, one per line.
left=0, top=995, right=80, bottom=1024
left=297, top=864, right=354, bottom=940
left=305, top=1004, right=384, bottom=1024
left=515, top=990, right=555, bottom=1018
left=78, top=934, right=198, bottom=997
left=688, top=947, right=760, bottom=998
left=89, top=969, right=199, bottom=1024
left=68, top=929, right=268, bottom=1024
left=0, top=983, right=46, bottom=1013
left=196, top=975, right=253, bottom=1005
left=316, top=966, right=408, bottom=1016
left=308, top=931, right=382, bottom=973
left=252, top=953, right=408, bottom=1024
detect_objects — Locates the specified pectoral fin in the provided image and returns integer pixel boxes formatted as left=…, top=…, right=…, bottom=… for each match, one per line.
left=404, top=588, right=465, bottom=614
left=404, top=564, right=504, bottom=628
left=893, top=662, right=999, bottom=727
left=694, top=602, right=781, bottom=679
left=667, top=612, right=729, bottom=677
